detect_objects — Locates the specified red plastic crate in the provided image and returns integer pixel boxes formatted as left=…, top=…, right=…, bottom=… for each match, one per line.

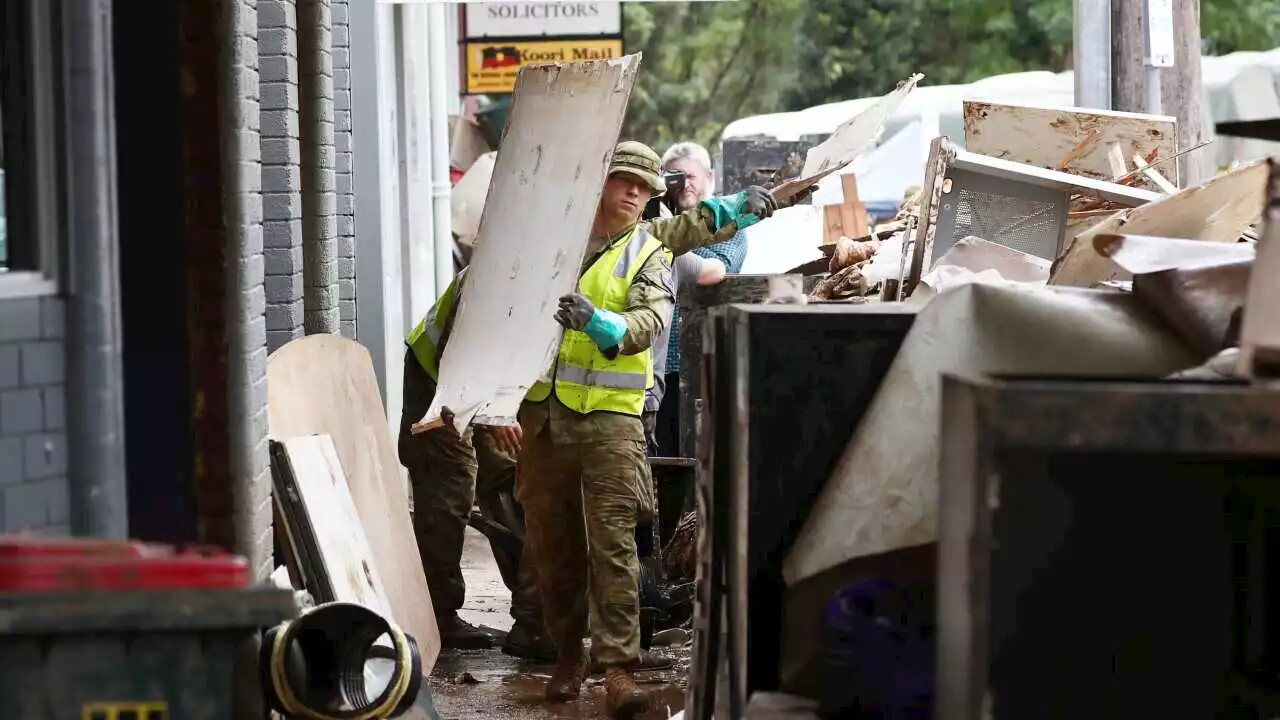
left=0, top=535, right=250, bottom=592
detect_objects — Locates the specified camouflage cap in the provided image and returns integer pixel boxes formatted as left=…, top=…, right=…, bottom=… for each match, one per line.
left=608, top=141, right=665, bottom=194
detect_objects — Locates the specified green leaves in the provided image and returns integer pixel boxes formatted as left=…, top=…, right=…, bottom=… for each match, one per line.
left=620, top=0, right=1280, bottom=149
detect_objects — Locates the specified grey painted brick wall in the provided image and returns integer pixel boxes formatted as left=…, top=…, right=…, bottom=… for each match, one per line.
left=332, top=0, right=356, bottom=339
left=298, top=0, right=340, bottom=335
left=230, top=0, right=273, bottom=581
left=259, top=0, right=305, bottom=353
left=0, top=296, right=70, bottom=535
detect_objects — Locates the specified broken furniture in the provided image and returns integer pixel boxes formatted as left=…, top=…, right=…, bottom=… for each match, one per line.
left=677, top=274, right=804, bottom=459
left=785, top=283, right=1198, bottom=590
left=686, top=304, right=915, bottom=720
left=962, top=101, right=1178, bottom=191
left=902, top=137, right=1159, bottom=297
left=939, top=374, right=1280, bottom=720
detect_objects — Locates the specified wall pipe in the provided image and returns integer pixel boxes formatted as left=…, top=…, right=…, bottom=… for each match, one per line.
left=426, top=2, right=454, bottom=293
left=62, top=0, right=129, bottom=538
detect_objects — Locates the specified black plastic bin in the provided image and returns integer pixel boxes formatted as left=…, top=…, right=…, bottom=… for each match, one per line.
left=0, top=536, right=295, bottom=720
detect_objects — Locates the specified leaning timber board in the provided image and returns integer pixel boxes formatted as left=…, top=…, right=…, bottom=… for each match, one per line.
left=281, top=434, right=395, bottom=620
left=1050, top=159, right=1269, bottom=288
left=962, top=101, right=1178, bottom=191
left=417, top=56, right=642, bottom=431
left=266, top=334, right=440, bottom=672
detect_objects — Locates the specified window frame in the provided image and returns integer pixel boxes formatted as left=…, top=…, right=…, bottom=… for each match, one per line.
left=0, top=0, right=63, bottom=299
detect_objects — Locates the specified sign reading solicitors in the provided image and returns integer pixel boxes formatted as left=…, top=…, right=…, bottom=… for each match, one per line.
left=464, top=38, right=623, bottom=94
left=465, top=2, right=621, bottom=38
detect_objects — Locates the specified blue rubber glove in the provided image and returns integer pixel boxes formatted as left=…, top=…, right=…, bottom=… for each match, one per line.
left=584, top=308, right=627, bottom=350
left=556, top=293, right=627, bottom=350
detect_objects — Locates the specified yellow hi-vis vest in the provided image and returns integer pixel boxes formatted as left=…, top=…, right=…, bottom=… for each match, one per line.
left=405, top=268, right=468, bottom=382
left=525, top=226, right=666, bottom=417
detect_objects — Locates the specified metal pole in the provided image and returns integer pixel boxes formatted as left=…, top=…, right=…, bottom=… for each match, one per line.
left=427, top=2, right=455, bottom=296
left=1074, top=0, right=1113, bottom=109
left=62, top=0, right=128, bottom=538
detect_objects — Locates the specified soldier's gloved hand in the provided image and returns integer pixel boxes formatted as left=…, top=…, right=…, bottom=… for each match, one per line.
left=744, top=185, right=779, bottom=220
left=642, top=411, right=659, bottom=455
left=556, top=293, right=627, bottom=350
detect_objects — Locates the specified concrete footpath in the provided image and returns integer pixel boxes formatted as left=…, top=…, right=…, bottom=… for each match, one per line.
left=429, top=528, right=690, bottom=719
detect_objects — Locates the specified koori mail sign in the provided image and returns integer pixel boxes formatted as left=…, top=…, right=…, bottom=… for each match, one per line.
left=464, top=2, right=622, bottom=39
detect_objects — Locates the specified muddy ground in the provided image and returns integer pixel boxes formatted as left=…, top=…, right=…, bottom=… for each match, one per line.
left=428, top=528, right=689, bottom=720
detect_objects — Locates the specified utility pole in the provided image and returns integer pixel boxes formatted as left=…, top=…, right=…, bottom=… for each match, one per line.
left=1111, top=0, right=1206, bottom=186
left=1160, top=0, right=1209, bottom=186
left=1111, top=0, right=1146, bottom=113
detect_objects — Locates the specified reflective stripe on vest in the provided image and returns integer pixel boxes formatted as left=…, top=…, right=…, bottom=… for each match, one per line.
left=406, top=268, right=468, bottom=381
left=525, top=226, right=666, bottom=416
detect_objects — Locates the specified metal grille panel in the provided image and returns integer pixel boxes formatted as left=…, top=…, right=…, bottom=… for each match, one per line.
left=934, top=167, right=1068, bottom=262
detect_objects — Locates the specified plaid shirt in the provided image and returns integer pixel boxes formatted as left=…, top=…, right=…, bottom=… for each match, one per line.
left=665, top=228, right=748, bottom=373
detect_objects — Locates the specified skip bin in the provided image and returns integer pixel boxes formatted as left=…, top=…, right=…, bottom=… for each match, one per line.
left=0, top=536, right=296, bottom=720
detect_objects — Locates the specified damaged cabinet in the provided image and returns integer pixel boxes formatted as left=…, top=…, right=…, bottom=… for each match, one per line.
left=939, top=374, right=1280, bottom=720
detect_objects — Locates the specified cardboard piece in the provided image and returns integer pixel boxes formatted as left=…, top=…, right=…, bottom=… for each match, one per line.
left=802, top=73, right=923, bottom=177
left=266, top=334, right=441, bottom=672
left=417, top=56, right=642, bottom=432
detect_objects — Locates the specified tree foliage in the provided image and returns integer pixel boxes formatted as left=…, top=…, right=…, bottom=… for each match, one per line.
left=621, top=0, right=803, bottom=150
left=787, top=0, right=1280, bottom=110
left=618, top=0, right=1280, bottom=147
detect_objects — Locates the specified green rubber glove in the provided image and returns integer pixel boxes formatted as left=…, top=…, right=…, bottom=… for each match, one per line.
left=699, top=186, right=778, bottom=231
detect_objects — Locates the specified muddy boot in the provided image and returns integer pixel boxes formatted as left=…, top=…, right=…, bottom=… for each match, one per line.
left=604, top=666, right=650, bottom=719
left=437, top=612, right=493, bottom=650
left=502, top=620, right=557, bottom=661
left=591, top=648, right=674, bottom=674
left=545, top=645, right=588, bottom=702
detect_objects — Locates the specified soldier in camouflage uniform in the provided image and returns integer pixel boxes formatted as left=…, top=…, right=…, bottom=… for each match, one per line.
left=400, top=270, right=554, bottom=659
left=517, top=141, right=781, bottom=717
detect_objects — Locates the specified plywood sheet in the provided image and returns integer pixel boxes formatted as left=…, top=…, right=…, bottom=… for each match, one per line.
left=266, top=335, right=440, bottom=671
left=963, top=101, right=1177, bottom=191
left=1049, top=159, right=1269, bottom=288
left=801, top=73, right=923, bottom=177
left=783, top=283, right=1197, bottom=586
left=280, top=434, right=394, bottom=619
left=418, top=55, right=642, bottom=432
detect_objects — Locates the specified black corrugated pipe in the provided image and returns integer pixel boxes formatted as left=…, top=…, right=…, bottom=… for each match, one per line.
left=62, top=0, right=129, bottom=538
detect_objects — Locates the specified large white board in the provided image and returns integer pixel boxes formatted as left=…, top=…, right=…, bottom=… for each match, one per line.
left=417, top=55, right=641, bottom=432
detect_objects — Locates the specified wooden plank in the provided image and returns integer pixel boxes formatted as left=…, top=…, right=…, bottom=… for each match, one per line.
left=1131, top=153, right=1180, bottom=194
left=820, top=174, right=869, bottom=245
left=962, top=101, right=1178, bottom=191
left=1237, top=159, right=1280, bottom=377
left=281, top=434, right=395, bottom=620
left=801, top=73, right=923, bottom=177
left=266, top=334, right=440, bottom=672
left=416, top=55, right=641, bottom=432
left=1049, top=159, right=1270, bottom=288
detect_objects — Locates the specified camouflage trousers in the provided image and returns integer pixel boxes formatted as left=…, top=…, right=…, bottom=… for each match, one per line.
left=515, top=428, right=655, bottom=667
left=397, top=349, right=542, bottom=626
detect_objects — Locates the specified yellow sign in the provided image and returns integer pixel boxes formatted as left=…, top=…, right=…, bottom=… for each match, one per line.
left=465, top=39, right=624, bottom=95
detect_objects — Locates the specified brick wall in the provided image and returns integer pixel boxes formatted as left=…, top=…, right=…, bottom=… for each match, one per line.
left=298, top=0, right=339, bottom=335
left=0, top=297, right=68, bottom=533
left=180, top=0, right=272, bottom=581
left=332, top=0, right=355, bottom=339
left=259, top=0, right=305, bottom=353
left=229, top=0, right=274, bottom=582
